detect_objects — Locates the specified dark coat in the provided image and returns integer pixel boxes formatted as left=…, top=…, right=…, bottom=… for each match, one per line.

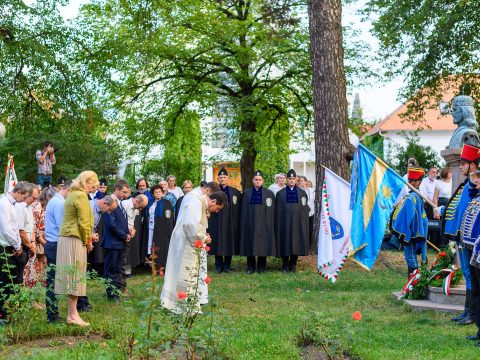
left=208, top=186, right=242, bottom=256
left=142, top=198, right=175, bottom=267
left=102, top=206, right=129, bottom=250
left=239, top=187, right=277, bottom=256
left=275, top=186, right=310, bottom=256
left=128, top=211, right=143, bottom=267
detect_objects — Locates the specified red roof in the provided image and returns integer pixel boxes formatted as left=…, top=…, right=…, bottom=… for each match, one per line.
left=365, top=83, right=460, bottom=136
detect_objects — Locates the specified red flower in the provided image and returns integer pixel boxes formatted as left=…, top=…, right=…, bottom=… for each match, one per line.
left=204, top=276, right=211, bottom=285
left=439, top=251, right=447, bottom=257
left=177, top=291, right=188, bottom=301
left=204, top=245, right=211, bottom=252
left=436, top=275, right=441, bottom=279
left=412, top=279, right=418, bottom=285
left=194, top=240, right=203, bottom=248
left=352, top=311, right=362, bottom=321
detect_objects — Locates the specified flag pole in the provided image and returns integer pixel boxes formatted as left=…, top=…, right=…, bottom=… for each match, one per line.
left=355, top=146, right=441, bottom=252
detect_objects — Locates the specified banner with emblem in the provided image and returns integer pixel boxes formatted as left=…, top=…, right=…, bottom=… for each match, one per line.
left=4, top=154, right=18, bottom=195
left=318, top=167, right=352, bottom=283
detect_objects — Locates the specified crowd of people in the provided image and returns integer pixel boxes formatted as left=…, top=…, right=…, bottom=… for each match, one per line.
left=390, top=143, right=480, bottom=346
left=0, top=150, right=317, bottom=325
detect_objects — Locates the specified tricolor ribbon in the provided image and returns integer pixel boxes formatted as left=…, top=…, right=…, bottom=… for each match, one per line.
left=399, top=269, right=420, bottom=298
left=428, top=265, right=458, bottom=296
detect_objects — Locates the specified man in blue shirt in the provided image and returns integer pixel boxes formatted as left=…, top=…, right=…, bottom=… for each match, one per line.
left=390, top=167, right=428, bottom=278
left=44, top=181, right=71, bottom=323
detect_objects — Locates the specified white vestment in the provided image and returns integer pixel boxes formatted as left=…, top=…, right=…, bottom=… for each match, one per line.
left=161, top=187, right=208, bottom=312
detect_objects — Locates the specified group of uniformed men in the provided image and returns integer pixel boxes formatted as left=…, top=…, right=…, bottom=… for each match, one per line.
left=390, top=143, right=480, bottom=346
left=208, top=167, right=311, bottom=274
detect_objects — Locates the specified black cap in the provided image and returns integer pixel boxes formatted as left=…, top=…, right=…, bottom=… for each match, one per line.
left=287, top=169, right=296, bottom=178
left=99, top=178, right=108, bottom=186
left=218, top=167, right=228, bottom=176
left=253, top=170, right=264, bottom=178
left=57, top=176, right=67, bottom=186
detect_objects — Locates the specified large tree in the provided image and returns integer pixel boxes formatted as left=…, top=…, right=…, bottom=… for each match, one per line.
left=363, top=0, right=480, bottom=115
left=77, top=0, right=314, bottom=186
left=307, top=0, right=354, bottom=252
left=0, top=0, right=119, bottom=180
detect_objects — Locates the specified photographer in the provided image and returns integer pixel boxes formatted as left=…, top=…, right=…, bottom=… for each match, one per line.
left=36, top=141, right=56, bottom=188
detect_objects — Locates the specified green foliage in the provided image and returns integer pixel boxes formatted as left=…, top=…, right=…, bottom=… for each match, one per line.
left=363, top=0, right=480, bottom=116
left=362, top=133, right=384, bottom=159
left=0, top=0, right=120, bottom=181
left=0, top=131, right=120, bottom=183
left=162, top=111, right=202, bottom=185
left=76, top=0, right=313, bottom=180
left=389, top=135, right=443, bottom=175
left=254, top=114, right=291, bottom=186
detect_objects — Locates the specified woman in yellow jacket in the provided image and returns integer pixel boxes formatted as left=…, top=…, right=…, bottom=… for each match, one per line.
left=55, top=171, right=99, bottom=326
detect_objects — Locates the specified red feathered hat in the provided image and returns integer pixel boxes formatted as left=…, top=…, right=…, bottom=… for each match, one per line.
left=407, top=167, right=425, bottom=180
left=461, top=144, right=480, bottom=163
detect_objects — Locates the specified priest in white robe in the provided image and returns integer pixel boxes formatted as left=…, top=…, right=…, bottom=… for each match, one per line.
left=161, top=187, right=226, bottom=313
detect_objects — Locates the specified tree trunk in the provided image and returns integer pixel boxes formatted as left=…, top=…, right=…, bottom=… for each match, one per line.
left=307, top=0, right=354, bottom=254
left=239, top=119, right=257, bottom=190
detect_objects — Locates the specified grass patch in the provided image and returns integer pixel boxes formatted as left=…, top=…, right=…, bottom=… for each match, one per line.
left=0, top=251, right=477, bottom=359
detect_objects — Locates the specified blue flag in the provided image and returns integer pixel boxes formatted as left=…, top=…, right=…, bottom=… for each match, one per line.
left=350, top=144, right=406, bottom=270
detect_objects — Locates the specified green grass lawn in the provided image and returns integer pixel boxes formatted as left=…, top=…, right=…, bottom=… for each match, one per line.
left=1, top=251, right=479, bottom=359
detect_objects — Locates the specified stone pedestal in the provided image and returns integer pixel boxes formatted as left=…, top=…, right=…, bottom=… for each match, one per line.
left=441, top=148, right=466, bottom=191
left=393, top=285, right=465, bottom=312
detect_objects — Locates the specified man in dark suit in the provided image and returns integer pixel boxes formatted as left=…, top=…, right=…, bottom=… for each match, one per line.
left=102, top=181, right=131, bottom=301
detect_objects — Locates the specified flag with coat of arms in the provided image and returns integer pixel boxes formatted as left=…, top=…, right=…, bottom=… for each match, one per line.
left=4, top=155, right=18, bottom=195
left=318, top=167, right=352, bottom=283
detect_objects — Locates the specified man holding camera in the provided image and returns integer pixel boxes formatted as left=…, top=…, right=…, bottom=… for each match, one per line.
left=36, top=141, right=56, bottom=188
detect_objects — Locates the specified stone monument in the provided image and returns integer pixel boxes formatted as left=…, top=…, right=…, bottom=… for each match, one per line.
left=440, top=95, right=480, bottom=190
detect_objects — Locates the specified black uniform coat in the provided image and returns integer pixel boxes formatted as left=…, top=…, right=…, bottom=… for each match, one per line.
left=143, top=198, right=175, bottom=267
left=239, top=187, right=277, bottom=256
left=91, top=214, right=104, bottom=264
left=128, top=212, right=143, bottom=267
left=133, top=190, right=154, bottom=265
left=275, top=186, right=310, bottom=256
left=208, top=185, right=242, bottom=256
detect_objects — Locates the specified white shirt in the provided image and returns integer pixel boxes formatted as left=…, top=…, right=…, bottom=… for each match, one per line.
left=436, top=180, right=452, bottom=199
left=89, top=199, right=103, bottom=232
left=303, top=187, right=315, bottom=217
left=0, top=193, right=22, bottom=250
left=122, top=198, right=138, bottom=230
left=169, top=186, right=184, bottom=200
left=419, top=177, right=438, bottom=202
left=15, top=202, right=34, bottom=237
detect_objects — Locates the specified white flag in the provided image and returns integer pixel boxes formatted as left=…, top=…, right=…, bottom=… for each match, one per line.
left=4, top=155, right=18, bottom=195
left=318, top=167, right=352, bottom=283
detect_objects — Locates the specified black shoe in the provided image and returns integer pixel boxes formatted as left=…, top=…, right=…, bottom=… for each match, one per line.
left=216, top=267, right=223, bottom=274
left=257, top=268, right=266, bottom=274
left=282, top=265, right=289, bottom=273
left=290, top=265, right=297, bottom=273
left=77, top=304, right=92, bottom=312
left=452, top=312, right=467, bottom=322
left=246, top=268, right=255, bottom=274
left=223, top=268, right=230, bottom=274
left=466, top=335, right=479, bottom=341
left=457, top=315, right=474, bottom=325
left=47, top=315, right=65, bottom=323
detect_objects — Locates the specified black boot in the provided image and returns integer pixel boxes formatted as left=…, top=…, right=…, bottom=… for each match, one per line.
left=457, top=289, right=474, bottom=325
left=452, top=289, right=471, bottom=322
